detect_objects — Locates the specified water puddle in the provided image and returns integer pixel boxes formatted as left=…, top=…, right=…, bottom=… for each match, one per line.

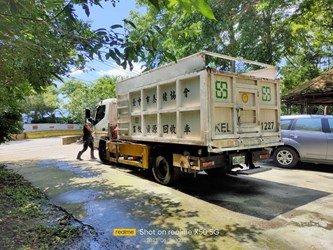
left=82, top=199, right=144, bottom=231
left=80, top=199, right=181, bottom=249
left=52, top=189, right=104, bottom=204
left=38, top=160, right=100, bottom=178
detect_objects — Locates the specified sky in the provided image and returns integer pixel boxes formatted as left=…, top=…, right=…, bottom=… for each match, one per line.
left=68, top=0, right=146, bottom=83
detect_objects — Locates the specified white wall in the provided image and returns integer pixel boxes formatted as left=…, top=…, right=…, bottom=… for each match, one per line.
left=23, top=123, right=82, bottom=132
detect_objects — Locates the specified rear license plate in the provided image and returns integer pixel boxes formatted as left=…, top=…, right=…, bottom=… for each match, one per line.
left=232, top=155, right=245, bottom=165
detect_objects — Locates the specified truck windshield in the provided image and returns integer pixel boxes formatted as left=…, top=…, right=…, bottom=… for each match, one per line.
left=94, top=105, right=106, bottom=125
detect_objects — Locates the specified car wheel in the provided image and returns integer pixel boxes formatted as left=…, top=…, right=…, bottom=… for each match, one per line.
left=273, top=146, right=299, bottom=168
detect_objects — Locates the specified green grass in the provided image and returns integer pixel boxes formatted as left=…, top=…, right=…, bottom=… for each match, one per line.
left=0, top=164, right=87, bottom=249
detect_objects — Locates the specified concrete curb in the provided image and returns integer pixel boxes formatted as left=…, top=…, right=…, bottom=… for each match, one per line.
left=11, top=130, right=82, bottom=140
left=62, top=135, right=82, bottom=145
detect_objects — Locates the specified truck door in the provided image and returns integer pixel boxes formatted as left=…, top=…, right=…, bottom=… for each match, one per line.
left=210, top=71, right=280, bottom=150
left=93, top=100, right=117, bottom=148
left=211, top=74, right=260, bottom=147
left=235, top=85, right=259, bottom=135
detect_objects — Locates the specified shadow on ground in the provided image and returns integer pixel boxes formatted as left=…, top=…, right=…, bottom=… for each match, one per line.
left=172, top=174, right=330, bottom=220
left=266, top=159, right=333, bottom=174
left=122, top=164, right=331, bottom=221
left=7, top=158, right=331, bottom=249
left=7, top=159, right=266, bottom=249
left=296, top=162, right=333, bottom=174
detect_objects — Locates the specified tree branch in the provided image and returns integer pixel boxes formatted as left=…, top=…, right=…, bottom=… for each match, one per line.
left=0, top=12, right=43, bottom=22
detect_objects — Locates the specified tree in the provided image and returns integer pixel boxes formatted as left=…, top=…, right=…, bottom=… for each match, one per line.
left=0, top=0, right=215, bottom=143
left=58, top=75, right=117, bottom=123
left=0, top=0, right=97, bottom=142
left=129, top=0, right=333, bottom=95
left=23, top=86, right=59, bottom=123
left=0, top=111, right=23, bottom=142
left=278, top=0, right=333, bottom=93
left=128, top=0, right=289, bottom=70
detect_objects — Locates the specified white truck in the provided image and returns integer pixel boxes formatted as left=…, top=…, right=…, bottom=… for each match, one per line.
left=87, top=51, right=282, bottom=185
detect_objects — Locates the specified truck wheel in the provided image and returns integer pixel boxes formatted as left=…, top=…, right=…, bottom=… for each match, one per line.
left=98, top=140, right=108, bottom=164
left=152, top=156, right=173, bottom=185
left=273, top=146, right=298, bottom=168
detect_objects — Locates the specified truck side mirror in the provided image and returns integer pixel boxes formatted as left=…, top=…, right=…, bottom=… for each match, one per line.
left=85, top=109, right=91, bottom=119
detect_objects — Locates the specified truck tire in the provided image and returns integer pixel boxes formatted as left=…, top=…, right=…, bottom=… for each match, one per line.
left=152, top=156, right=173, bottom=185
left=273, top=146, right=299, bottom=168
left=98, top=140, right=108, bottom=164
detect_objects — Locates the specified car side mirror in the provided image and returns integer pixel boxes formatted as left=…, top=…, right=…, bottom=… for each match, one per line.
left=85, top=109, right=91, bottom=119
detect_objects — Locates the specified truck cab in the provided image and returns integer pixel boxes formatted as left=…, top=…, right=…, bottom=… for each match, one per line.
left=92, top=98, right=117, bottom=148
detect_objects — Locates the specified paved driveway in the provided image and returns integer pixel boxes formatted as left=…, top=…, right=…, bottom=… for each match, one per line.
left=1, top=137, right=333, bottom=249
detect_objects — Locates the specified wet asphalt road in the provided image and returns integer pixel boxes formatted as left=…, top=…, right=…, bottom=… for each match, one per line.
left=0, top=137, right=333, bottom=249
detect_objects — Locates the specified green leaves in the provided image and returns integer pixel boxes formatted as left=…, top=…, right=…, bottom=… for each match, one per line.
left=147, top=0, right=216, bottom=20
left=23, top=85, right=59, bottom=123
left=0, top=0, right=92, bottom=141
left=111, top=24, right=122, bottom=29
left=124, top=19, right=136, bottom=29
left=130, top=0, right=332, bottom=97
left=279, top=0, right=333, bottom=91
left=82, top=4, right=90, bottom=16
left=0, top=0, right=219, bottom=143
left=190, top=0, right=217, bottom=20
left=0, top=111, right=23, bottom=144
left=58, top=76, right=117, bottom=123
left=108, top=49, right=121, bottom=65
left=148, top=0, right=161, bottom=10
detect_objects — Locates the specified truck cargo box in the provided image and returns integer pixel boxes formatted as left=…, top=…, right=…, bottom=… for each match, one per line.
left=116, top=51, right=281, bottom=153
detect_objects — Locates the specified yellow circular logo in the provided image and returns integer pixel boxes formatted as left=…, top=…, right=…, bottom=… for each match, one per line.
left=241, top=93, right=249, bottom=103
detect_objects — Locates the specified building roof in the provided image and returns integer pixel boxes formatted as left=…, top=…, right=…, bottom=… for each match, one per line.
left=282, top=68, right=333, bottom=105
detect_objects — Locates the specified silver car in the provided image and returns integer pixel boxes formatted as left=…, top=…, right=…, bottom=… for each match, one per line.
left=273, top=114, right=333, bottom=168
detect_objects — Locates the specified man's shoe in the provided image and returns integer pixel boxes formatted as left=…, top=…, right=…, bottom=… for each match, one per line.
left=90, top=150, right=97, bottom=160
left=77, top=151, right=83, bottom=160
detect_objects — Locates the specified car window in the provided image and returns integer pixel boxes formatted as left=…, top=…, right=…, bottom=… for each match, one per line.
left=95, top=105, right=106, bottom=124
left=294, top=118, right=322, bottom=132
left=281, top=119, right=292, bottom=130
left=328, top=118, right=333, bottom=133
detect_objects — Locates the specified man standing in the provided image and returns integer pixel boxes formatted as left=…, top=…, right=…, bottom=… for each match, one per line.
left=77, top=119, right=96, bottom=160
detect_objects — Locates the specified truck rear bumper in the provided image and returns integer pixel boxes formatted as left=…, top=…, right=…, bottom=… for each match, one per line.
left=173, top=149, right=270, bottom=173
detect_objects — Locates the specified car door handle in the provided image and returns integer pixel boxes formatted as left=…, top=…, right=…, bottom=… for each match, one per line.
left=290, top=134, right=298, bottom=138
